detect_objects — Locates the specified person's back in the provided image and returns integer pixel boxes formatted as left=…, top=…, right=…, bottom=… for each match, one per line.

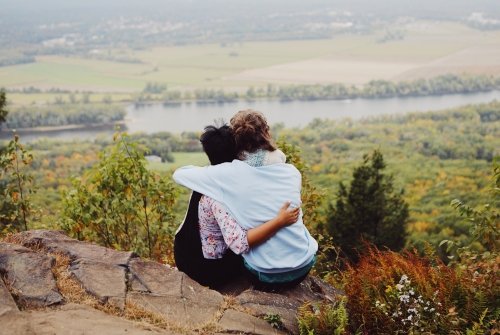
left=173, top=159, right=318, bottom=273
left=174, top=110, right=317, bottom=285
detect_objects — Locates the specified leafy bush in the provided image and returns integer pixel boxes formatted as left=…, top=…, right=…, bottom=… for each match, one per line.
left=278, top=138, right=325, bottom=230
left=263, top=314, right=284, bottom=330
left=343, top=248, right=450, bottom=334
left=440, top=159, right=500, bottom=333
left=0, top=134, right=36, bottom=234
left=61, top=132, right=177, bottom=262
left=342, top=246, right=498, bottom=334
left=297, top=298, right=348, bottom=335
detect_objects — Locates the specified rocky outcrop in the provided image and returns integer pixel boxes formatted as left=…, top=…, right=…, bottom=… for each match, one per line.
left=0, top=277, right=18, bottom=316
left=0, top=230, right=341, bottom=335
left=0, top=242, right=63, bottom=308
left=1, top=303, right=178, bottom=335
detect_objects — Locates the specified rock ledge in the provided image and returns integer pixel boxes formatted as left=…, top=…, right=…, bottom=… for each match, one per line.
left=0, top=230, right=340, bottom=335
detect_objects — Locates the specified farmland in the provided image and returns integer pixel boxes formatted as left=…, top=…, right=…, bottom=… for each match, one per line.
left=1, top=21, right=500, bottom=105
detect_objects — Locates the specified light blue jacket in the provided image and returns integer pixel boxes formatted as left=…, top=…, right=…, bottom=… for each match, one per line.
left=173, top=159, right=318, bottom=273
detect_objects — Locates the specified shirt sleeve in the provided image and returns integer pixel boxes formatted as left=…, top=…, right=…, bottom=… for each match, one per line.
left=173, top=165, right=224, bottom=202
left=210, top=199, right=250, bottom=255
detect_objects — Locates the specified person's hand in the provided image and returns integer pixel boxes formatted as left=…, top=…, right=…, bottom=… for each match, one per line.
left=276, top=201, right=300, bottom=227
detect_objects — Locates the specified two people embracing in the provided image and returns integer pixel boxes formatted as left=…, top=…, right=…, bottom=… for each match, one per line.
left=173, top=110, right=317, bottom=291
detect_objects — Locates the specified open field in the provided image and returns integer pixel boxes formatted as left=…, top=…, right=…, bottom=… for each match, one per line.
left=148, top=152, right=208, bottom=172
left=1, top=21, right=500, bottom=105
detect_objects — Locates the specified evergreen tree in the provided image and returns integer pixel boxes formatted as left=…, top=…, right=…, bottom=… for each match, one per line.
left=0, top=90, right=7, bottom=125
left=327, top=150, right=409, bottom=261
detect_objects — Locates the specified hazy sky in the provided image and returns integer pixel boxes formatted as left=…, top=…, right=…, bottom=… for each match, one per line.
left=1, top=0, right=499, bottom=20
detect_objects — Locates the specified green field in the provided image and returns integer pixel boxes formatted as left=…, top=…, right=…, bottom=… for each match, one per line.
left=148, top=152, right=208, bottom=172
left=2, top=21, right=500, bottom=105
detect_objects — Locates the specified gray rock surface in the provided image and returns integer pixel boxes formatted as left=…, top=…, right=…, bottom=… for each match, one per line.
left=70, top=259, right=127, bottom=309
left=218, top=309, right=284, bottom=335
left=236, top=290, right=300, bottom=334
left=234, top=277, right=342, bottom=334
left=0, top=311, right=33, bottom=335
left=10, top=230, right=134, bottom=265
left=0, top=278, right=18, bottom=316
left=0, top=230, right=340, bottom=335
left=0, top=303, right=177, bottom=335
left=0, top=242, right=63, bottom=308
left=128, top=258, right=226, bottom=327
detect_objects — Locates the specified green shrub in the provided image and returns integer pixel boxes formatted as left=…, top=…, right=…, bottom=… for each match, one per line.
left=297, top=298, right=348, bottom=335
left=61, top=132, right=177, bottom=262
left=0, top=134, right=36, bottom=234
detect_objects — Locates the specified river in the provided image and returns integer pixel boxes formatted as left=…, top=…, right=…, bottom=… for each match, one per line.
left=4, top=91, right=500, bottom=142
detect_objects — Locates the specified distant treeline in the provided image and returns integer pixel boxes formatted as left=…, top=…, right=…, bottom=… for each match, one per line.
left=0, top=55, right=35, bottom=67
left=6, top=87, right=74, bottom=94
left=3, top=104, right=126, bottom=129
left=135, top=74, right=500, bottom=104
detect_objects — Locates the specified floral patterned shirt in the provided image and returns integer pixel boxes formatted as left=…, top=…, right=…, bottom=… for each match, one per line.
left=198, top=195, right=250, bottom=259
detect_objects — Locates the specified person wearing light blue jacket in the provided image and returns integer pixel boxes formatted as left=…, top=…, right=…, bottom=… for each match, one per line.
left=173, top=110, right=318, bottom=286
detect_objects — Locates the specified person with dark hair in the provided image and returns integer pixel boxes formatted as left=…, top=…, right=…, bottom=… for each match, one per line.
left=174, top=124, right=299, bottom=289
left=174, top=111, right=318, bottom=289
left=199, top=125, right=237, bottom=165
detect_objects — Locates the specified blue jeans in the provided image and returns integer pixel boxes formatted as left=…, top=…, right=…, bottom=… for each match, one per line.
left=243, top=256, right=316, bottom=284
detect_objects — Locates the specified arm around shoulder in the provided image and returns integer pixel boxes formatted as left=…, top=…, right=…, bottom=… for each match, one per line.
left=172, top=165, right=224, bottom=202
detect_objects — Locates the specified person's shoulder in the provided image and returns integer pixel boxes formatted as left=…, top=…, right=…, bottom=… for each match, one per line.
left=283, top=163, right=300, bottom=174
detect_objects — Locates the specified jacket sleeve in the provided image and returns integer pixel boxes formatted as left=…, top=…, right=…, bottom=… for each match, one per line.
left=172, top=165, right=224, bottom=202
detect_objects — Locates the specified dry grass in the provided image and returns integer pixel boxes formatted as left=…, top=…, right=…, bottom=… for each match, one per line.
left=2, top=232, right=28, bottom=245
left=1, top=232, right=46, bottom=253
left=124, top=299, right=192, bottom=334
left=51, top=253, right=120, bottom=314
left=52, top=253, right=195, bottom=334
